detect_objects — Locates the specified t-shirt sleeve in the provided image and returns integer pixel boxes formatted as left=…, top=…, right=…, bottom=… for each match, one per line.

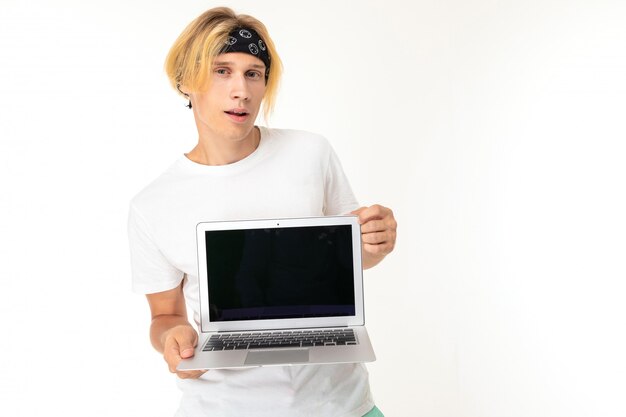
left=127, top=203, right=184, bottom=294
left=323, top=144, right=360, bottom=215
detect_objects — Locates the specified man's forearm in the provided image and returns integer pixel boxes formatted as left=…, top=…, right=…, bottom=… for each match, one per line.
left=150, top=315, right=194, bottom=353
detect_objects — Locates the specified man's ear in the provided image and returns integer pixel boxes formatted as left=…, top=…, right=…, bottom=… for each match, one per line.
left=176, top=84, right=193, bottom=109
left=176, top=83, right=190, bottom=97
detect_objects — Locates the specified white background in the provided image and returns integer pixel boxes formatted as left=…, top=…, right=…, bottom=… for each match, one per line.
left=1, top=0, right=625, bottom=416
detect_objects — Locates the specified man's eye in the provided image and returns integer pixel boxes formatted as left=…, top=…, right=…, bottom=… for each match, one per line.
left=247, top=71, right=261, bottom=79
left=215, top=68, right=228, bottom=75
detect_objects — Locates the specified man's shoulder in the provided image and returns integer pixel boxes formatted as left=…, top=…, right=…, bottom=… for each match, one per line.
left=263, top=127, right=332, bottom=152
left=129, top=157, right=186, bottom=213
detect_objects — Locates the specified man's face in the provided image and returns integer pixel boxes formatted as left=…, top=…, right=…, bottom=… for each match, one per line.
left=189, top=52, right=267, bottom=141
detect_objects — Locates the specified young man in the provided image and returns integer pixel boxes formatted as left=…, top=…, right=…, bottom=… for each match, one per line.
left=128, top=7, right=396, bottom=417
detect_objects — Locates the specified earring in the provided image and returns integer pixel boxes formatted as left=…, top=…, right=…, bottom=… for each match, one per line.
left=187, top=100, right=192, bottom=109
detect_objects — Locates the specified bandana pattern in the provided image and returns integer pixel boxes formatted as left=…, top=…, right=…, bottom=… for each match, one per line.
left=221, top=27, right=271, bottom=80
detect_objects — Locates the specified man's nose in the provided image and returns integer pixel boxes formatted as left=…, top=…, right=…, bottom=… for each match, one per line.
left=230, top=74, right=250, bottom=101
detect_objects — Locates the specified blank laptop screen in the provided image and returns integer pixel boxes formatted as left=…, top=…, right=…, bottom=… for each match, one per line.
left=205, top=225, right=356, bottom=322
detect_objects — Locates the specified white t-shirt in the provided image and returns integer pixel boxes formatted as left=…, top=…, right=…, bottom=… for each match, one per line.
left=128, top=127, right=375, bottom=417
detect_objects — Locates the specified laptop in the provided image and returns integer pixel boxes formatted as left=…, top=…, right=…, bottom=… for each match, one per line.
left=177, top=215, right=376, bottom=370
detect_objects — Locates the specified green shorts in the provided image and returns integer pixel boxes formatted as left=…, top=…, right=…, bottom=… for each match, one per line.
left=363, top=406, right=384, bottom=417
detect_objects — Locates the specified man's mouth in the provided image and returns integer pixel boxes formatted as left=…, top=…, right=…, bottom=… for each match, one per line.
left=224, top=108, right=250, bottom=124
left=225, top=109, right=249, bottom=116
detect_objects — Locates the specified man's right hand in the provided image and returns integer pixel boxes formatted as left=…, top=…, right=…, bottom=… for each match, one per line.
left=146, top=284, right=208, bottom=380
left=162, top=324, right=207, bottom=379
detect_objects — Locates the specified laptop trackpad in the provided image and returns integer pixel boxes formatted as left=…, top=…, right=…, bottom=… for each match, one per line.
left=245, top=349, right=309, bottom=366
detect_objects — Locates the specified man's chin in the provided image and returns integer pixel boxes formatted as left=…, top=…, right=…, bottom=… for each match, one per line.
left=224, top=123, right=256, bottom=141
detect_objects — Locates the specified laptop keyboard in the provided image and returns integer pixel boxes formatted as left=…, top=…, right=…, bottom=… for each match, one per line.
left=202, top=328, right=358, bottom=351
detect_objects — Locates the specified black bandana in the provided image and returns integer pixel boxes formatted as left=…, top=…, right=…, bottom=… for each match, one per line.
left=220, top=27, right=271, bottom=81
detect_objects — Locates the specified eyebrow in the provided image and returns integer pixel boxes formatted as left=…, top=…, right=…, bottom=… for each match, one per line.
left=213, top=61, right=265, bottom=69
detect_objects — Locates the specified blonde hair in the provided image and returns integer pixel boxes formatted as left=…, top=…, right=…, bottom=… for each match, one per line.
left=165, top=7, right=282, bottom=120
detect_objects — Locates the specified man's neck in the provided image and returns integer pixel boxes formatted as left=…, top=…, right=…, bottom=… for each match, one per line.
left=186, top=126, right=260, bottom=166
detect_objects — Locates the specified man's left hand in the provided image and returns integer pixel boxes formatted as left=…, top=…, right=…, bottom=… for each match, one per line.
left=350, top=204, right=397, bottom=269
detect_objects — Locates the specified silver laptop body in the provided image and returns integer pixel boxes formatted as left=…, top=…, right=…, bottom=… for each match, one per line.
left=177, top=216, right=376, bottom=370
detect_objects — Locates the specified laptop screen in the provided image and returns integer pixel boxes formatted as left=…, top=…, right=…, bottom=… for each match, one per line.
left=205, top=225, right=356, bottom=322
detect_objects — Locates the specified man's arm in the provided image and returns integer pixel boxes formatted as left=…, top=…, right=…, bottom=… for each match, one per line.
left=146, top=282, right=207, bottom=379
left=351, top=204, right=397, bottom=269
